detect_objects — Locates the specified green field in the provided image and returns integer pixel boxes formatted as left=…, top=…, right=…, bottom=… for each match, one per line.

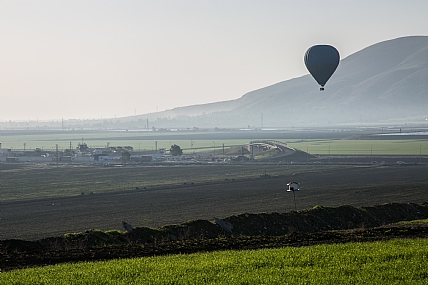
left=1, top=238, right=427, bottom=284
left=0, top=130, right=249, bottom=151
left=1, top=129, right=427, bottom=155
left=286, top=139, right=428, bottom=155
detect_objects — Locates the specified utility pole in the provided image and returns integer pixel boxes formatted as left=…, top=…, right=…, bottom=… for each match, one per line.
left=306, top=145, right=309, bottom=164
left=212, top=141, right=216, bottom=158
left=56, top=144, right=59, bottom=165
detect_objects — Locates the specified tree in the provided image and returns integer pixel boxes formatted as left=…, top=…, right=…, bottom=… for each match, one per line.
left=121, top=150, right=131, bottom=162
left=170, top=144, right=183, bottom=156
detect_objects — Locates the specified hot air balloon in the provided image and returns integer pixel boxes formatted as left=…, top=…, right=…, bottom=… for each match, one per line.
left=304, top=45, right=340, bottom=91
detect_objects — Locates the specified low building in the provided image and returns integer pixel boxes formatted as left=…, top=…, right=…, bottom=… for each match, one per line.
left=6, top=157, right=18, bottom=163
left=140, top=155, right=152, bottom=162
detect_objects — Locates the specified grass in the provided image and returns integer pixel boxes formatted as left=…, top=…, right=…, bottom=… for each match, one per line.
left=0, top=130, right=249, bottom=151
left=398, top=218, right=428, bottom=225
left=1, top=238, right=428, bottom=284
left=286, top=139, right=428, bottom=155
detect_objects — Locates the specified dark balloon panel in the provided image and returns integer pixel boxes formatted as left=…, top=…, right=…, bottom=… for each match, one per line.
left=304, top=45, right=340, bottom=90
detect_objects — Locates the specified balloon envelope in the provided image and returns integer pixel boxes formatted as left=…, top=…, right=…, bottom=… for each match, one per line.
left=304, top=45, right=340, bottom=90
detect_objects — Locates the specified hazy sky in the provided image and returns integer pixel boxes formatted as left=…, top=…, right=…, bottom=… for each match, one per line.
left=1, top=1, right=427, bottom=121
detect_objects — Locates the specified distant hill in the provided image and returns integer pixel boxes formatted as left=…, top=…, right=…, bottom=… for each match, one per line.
left=122, top=36, right=428, bottom=128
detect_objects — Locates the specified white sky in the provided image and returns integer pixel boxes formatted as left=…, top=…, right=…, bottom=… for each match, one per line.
left=1, top=0, right=427, bottom=121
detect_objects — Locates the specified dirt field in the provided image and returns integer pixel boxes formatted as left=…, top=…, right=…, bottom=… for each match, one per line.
left=2, top=202, right=428, bottom=271
left=1, top=163, right=428, bottom=241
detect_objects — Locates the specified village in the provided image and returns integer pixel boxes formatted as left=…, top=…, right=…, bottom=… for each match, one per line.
left=0, top=142, right=265, bottom=165
left=0, top=142, right=199, bottom=164
left=0, top=141, right=296, bottom=165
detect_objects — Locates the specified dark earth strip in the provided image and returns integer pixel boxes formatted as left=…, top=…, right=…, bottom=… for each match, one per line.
left=1, top=202, right=428, bottom=272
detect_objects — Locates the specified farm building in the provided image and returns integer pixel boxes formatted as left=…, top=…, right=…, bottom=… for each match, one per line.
left=140, top=155, right=153, bottom=162
left=6, top=157, right=18, bottom=163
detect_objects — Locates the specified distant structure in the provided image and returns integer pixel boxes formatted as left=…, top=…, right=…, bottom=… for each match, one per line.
left=287, top=182, right=300, bottom=211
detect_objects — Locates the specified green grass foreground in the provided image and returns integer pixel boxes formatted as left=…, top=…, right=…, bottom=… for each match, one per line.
left=2, top=238, right=428, bottom=284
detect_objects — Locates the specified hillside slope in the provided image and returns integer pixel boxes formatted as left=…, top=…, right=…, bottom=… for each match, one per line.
left=118, top=36, right=428, bottom=128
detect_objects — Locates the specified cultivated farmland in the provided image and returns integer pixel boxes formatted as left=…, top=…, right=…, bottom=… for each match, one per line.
left=1, top=128, right=428, bottom=276
left=1, top=163, right=428, bottom=241
left=2, top=238, right=428, bottom=284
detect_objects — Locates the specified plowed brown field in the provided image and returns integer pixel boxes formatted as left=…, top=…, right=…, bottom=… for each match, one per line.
left=1, top=163, right=428, bottom=241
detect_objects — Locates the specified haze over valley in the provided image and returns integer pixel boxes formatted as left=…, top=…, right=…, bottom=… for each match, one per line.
left=2, top=36, right=428, bottom=130
left=128, top=36, right=428, bottom=128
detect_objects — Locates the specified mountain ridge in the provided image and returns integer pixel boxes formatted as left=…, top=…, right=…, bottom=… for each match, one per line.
left=121, top=36, right=428, bottom=128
